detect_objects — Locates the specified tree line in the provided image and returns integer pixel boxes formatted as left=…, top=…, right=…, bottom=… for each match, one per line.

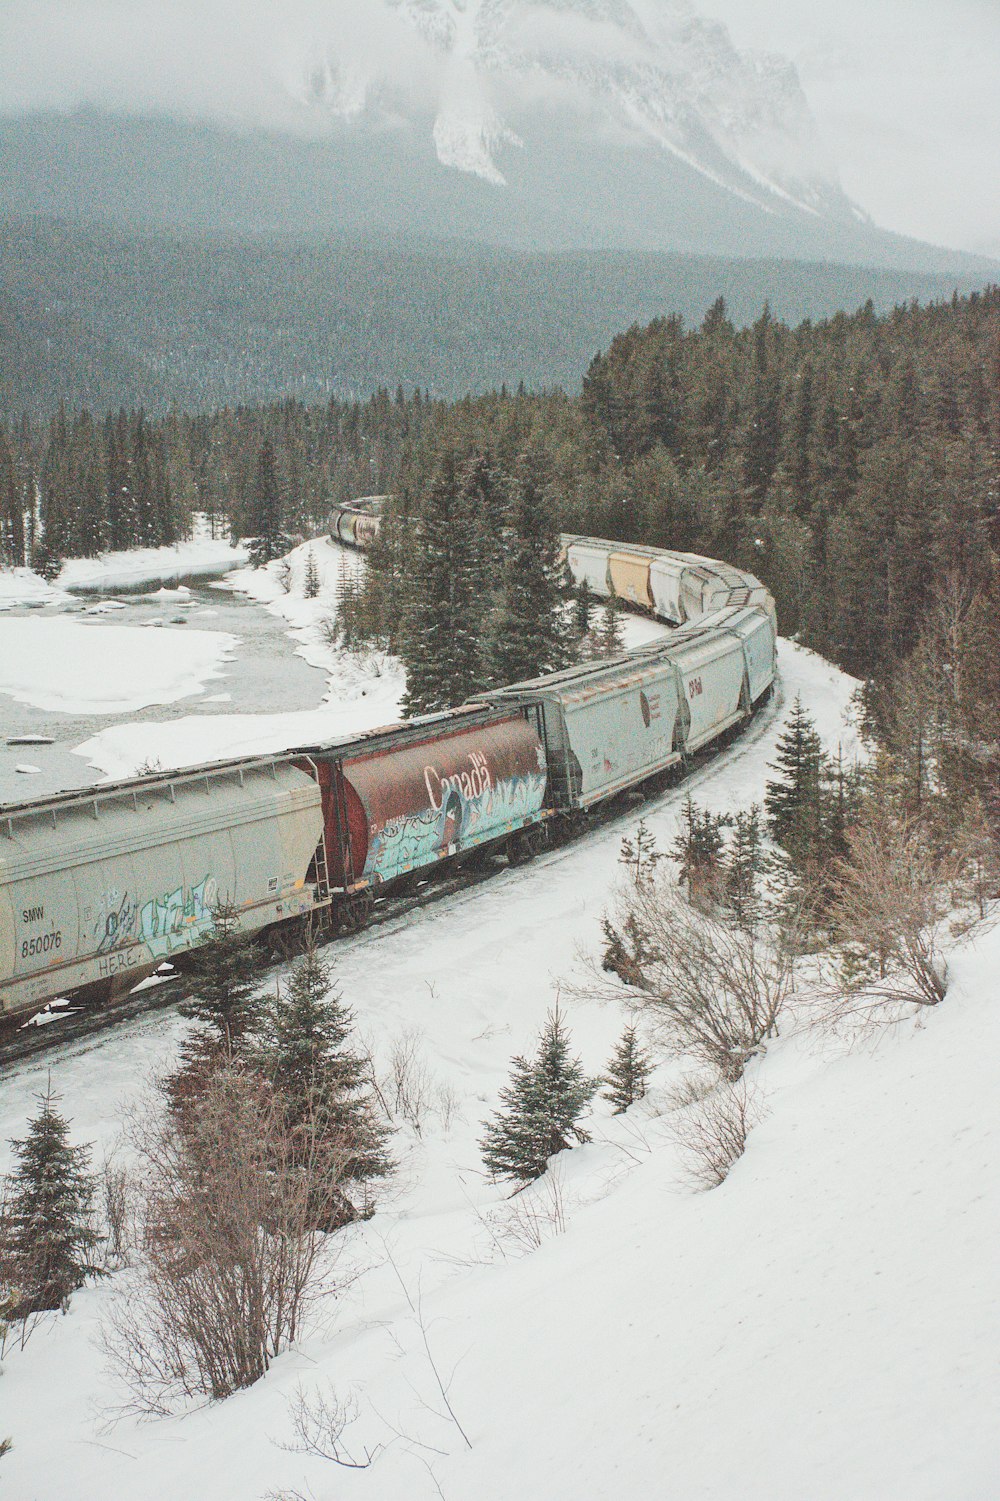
left=2, top=287, right=998, bottom=694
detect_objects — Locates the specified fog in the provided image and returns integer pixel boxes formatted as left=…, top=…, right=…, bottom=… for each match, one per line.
left=706, top=0, right=1000, bottom=254
left=1, top=0, right=997, bottom=253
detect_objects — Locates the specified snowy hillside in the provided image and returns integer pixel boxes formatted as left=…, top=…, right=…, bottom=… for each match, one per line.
left=304, top=0, right=852, bottom=222
left=2, top=627, right=996, bottom=1500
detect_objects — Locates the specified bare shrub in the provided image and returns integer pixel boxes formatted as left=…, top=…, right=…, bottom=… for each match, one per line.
left=580, top=877, right=798, bottom=1079
left=670, top=1078, right=767, bottom=1190
left=99, top=1157, right=132, bottom=1271
left=491, top=1166, right=568, bottom=1255
left=275, top=558, right=293, bottom=594
left=276, top=1384, right=380, bottom=1475
left=315, top=612, right=340, bottom=649
left=104, top=1064, right=353, bottom=1414
left=386, top=1029, right=436, bottom=1136
left=823, top=812, right=960, bottom=1024
left=435, top=1081, right=462, bottom=1134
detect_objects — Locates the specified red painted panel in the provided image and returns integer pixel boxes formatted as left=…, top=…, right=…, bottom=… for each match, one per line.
left=322, top=717, right=547, bottom=889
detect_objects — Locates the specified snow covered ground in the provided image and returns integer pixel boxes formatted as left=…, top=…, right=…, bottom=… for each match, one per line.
left=0, top=616, right=239, bottom=716
left=3, top=636, right=995, bottom=1501
left=58, top=537, right=248, bottom=593
left=74, top=538, right=667, bottom=778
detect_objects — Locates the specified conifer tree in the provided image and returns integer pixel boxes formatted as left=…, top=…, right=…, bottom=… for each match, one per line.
left=764, top=698, right=827, bottom=864
left=724, top=805, right=768, bottom=927
left=619, top=818, right=663, bottom=885
left=253, top=948, right=392, bottom=1226
left=672, top=797, right=729, bottom=905
left=400, top=451, right=490, bottom=715
left=0, top=429, right=24, bottom=567
left=168, top=905, right=263, bottom=1110
left=245, top=439, right=287, bottom=566
left=602, top=1025, right=653, bottom=1113
left=574, top=577, right=593, bottom=638
left=303, top=547, right=321, bottom=599
left=2, top=1086, right=99, bottom=1318
left=480, top=1007, right=597, bottom=1185
left=594, top=585, right=625, bottom=658
left=482, top=458, right=570, bottom=686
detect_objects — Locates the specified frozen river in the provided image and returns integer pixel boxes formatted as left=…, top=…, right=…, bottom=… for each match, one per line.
left=0, top=579, right=327, bottom=804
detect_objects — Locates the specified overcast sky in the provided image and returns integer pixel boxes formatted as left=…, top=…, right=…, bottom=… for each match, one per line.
left=704, top=0, right=1000, bottom=255
left=1, top=0, right=998, bottom=255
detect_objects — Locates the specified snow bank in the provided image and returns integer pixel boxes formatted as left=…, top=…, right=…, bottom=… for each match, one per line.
left=0, top=567, right=69, bottom=610
left=59, top=538, right=248, bottom=593
left=0, top=618, right=238, bottom=715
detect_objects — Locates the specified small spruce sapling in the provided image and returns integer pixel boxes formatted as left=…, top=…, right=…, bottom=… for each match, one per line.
left=2, top=1085, right=99, bottom=1318
left=303, top=548, right=321, bottom=599
left=167, top=903, right=263, bottom=1112
left=619, top=818, right=662, bottom=885
left=480, top=1005, right=597, bottom=1186
left=602, top=1025, right=653, bottom=1113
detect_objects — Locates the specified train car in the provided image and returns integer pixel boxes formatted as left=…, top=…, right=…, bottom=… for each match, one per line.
left=648, top=553, right=713, bottom=624
left=329, top=496, right=387, bottom=550
left=564, top=537, right=614, bottom=595
left=300, top=707, right=551, bottom=920
left=709, top=605, right=778, bottom=705
left=0, top=757, right=325, bottom=1018
left=608, top=546, right=657, bottom=610
left=473, top=652, right=683, bottom=809
left=664, top=627, right=750, bottom=754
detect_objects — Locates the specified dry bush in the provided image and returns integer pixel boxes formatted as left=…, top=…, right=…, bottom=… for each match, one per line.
left=579, top=878, right=799, bottom=1079
left=670, top=1078, right=767, bottom=1190
left=491, top=1167, right=568, bottom=1255
left=822, top=812, right=960, bottom=1025
left=104, top=1064, right=354, bottom=1414
left=99, top=1157, right=132, bottom=1271
left=389, top=1030, right=435, bottom=1130
left=274, top=1384, right=380, bottom=1478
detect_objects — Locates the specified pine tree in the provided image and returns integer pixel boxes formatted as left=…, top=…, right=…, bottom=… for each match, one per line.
left=480, top=1007, right=597, bottom=1185
left=602, top=1025, right=653, bottom=1113
left=481, top=458, right=571, bottom=686
left=253, top=948, right=392, bottom=1226
left=169, top=905, right=263, bottom=1110
left=764, top=698, right=827, bottom=865
left=594, top=585, right=625, bottom=658
left=2, top=1086, right=99, bottom=1318
left=619, top=818, right=662, bottom=885
left=303, top=547, right=321, bottom=599
left=724, top=805, right=767, bottom=927
left=400, top=451, right=490, bottom=715
left=672, top=797, right=729, bottom=905
left=245, top=440, right=286, bottom=566
left=574, top=577, right=593, bottom=637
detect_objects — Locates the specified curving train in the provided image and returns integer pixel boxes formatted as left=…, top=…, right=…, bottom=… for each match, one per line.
left=0, top=504, right=776, bottom=1021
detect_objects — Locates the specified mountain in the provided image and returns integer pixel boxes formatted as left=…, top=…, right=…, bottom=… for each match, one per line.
left=0, top=0, right=995, bottom=274
left=1, top=216, right=995, bottom=419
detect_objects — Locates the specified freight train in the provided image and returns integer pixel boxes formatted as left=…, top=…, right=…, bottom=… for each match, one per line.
left=0, top=512, right=776, bottom=1021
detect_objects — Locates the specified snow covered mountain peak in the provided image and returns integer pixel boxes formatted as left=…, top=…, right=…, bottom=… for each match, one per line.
left=301, top=0, right=851, bottom=216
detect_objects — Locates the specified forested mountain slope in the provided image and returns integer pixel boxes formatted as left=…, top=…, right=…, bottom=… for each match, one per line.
left=0, top=216, right=994, bottom=419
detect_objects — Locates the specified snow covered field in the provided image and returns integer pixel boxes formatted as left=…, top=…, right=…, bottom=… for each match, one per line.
left=3, top=634, right=995, bottom=1501
left=0, top=617, right=238, bottom=715
left=59, top=538, right=248, bottom=593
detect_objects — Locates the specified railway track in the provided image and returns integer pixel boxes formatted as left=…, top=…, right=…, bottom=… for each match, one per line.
left=0, top=679, right=783, bottom=1074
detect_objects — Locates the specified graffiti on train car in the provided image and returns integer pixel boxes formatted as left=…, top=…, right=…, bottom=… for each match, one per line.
left=138, top=875, right=218, bottom=958
left=365, top=769, right=547, bottom=884
left=93, top=875, right=219, bottom=959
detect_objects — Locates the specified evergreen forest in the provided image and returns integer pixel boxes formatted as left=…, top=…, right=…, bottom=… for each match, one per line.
left=2, top=286, right=998, bottom=706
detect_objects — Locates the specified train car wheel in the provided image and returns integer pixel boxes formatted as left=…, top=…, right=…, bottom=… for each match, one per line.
left=507, top=825, right=546, bottom=865
left=339, top=892, right=375, bottom=933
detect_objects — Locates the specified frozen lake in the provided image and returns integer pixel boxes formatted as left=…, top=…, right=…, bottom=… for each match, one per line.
left=0, top=580, right=327, bottom=804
